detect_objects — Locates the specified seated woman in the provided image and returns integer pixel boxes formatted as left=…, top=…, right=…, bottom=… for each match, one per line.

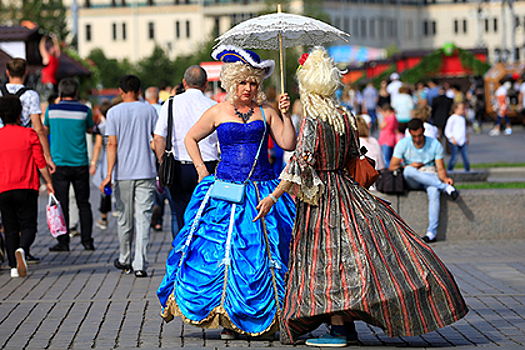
left=157, top=46, right=296, bottom=340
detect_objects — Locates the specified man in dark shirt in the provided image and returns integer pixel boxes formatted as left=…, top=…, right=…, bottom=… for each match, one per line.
left=431, top=87, right=453, bottom=137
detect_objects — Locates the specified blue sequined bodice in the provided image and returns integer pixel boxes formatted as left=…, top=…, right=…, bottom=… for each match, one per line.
left=215, top=120, right=275, bottom=182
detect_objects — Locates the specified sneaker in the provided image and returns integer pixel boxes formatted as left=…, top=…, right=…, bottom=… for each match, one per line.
left=423, top=235, right=437, bottom=244
left=49, top=243, right=70, bottom=252
left=11, top=268, right=19, bottom=278
left=505, top=127, right=512, bottom=136
left=82, top=242, right=95, bottom=251
left=489, top=128, right=500, bottom=136
left=220, top=328, right=238, bottom=340
left=450, top=190, right=460, bottom=201
left=26, top=254, right=41, bottom=265
left=96, top=219, right=108, bottom=230
left=305, top=333, right=347, bottom=347
left=135, top=270, right=148, bottom=278
left=69, top=228, right=80, bottom=238
left=15, top=248, right=27, bottom=277
left=114, top=258, right=132, bottom=274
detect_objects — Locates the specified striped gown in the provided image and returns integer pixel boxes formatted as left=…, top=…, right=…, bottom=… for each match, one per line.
left=279, top=113, right=468, bottom=344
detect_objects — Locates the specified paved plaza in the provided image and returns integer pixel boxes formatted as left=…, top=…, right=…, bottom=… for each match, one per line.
left=1, top=125, right=525, bottom=350
left=1, top=205, right=525, bottom=349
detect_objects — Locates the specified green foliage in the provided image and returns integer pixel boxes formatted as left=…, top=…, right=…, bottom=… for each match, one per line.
left=455, top=182, right=525, bottom=190
left=1, top=0, right=69, bottom=41
left=371, top=65, right=396, bottom=88
left=87, top=48, right=134, bottom=89
left=385, top=43, right=400, bottom=58
left=400, top=50, right=443, bottom=84
left=302, top=0, right=331, bottom=24
left=136, top=45, right=179, bottom=89
left=259, top=0, right=290, bottom=15
left=458, top=48, right=491, bottom=76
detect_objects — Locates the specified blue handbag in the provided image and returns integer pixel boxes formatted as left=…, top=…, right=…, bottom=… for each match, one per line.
left=209, top=106, right=267, bottom=204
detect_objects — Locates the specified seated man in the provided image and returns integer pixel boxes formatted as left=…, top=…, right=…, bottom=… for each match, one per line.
left=389, top=119, right=459, bottom=243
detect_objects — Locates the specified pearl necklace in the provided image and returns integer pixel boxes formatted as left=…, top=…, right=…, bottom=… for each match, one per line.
left=233, top=104, right=254, bottom=123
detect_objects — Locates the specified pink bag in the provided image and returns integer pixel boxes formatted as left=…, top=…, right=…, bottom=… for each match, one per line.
left=46, top=193, right=67, bottom=237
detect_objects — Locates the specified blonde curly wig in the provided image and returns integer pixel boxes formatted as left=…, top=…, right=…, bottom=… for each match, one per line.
left=220, top=62, right=267, bottom=105
left=297, top=47, right=355, bottom=135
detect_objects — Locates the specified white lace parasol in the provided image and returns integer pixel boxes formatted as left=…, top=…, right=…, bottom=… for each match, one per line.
left=215, top=13, right=351, bottom=50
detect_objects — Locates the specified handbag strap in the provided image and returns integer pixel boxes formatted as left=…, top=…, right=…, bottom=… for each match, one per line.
left=165, top=97, right=174, bottom=153
left=349, top=111, right=367, bottom=157
left=244, top=106, right=267, bottom=183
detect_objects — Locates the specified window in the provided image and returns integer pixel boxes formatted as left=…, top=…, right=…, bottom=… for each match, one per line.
left=86, top=24, right=91, bottom=42
left=148, top=0, right=154, bottom=5
left=121, top=0, right=126, bottom=6
left=485, top=18, right=489, bottom=33
left=215, top=17, right=220, bottom=37
left=379, top=18, right=384, bottom=38
left=361, top=18, right=366, bottom=38
left=454, top=20, right=458, bottom=34
left=335, top=17, right=341, bottom=30
left=432, top=21, right=436, bottom=35
left=494, top=18, right=498, bottom=32
left=85, top=0, right=91, bottom=8
left=408, top=19, right=413, bottom=39
left=516, top=16, right=520, bottom=28
left=186, top=20, right=190, bottom=38
left=515, top=47, right=520, bottom=61
left=353, top=18, right=359, bottom=38
left=423, top=20, right=428, bottom=36
left=111, top=0, right=116, bottom=6
left=149, top=22, right=154, bottom=40
left=112, top=23, right=117, bottom=40
left=343, top=17, right=350, bottom=33
left=463, top=19, right=467, bottom=33
left=176, top=21, right=180, bottom=38
left=370, top=18, right=375, bottom=38
left=122, top=23, right=126, bottom=40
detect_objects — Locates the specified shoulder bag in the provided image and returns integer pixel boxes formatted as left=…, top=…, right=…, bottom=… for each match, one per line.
left=375, top=168, right=405, bottom=194
left=209, top=106, right=267, bottom=204
left=345, top=113, right=380, bottom=188
left=159, top=97, right=176, bottom=187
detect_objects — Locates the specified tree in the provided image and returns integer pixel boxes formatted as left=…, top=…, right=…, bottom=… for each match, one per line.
left=88, top=48, right=133, bottom=89
left=135, top=45, right=179, bottom=89
left=1, top=0, right=69, bottom=41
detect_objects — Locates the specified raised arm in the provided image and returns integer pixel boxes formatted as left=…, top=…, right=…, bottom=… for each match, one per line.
left=39, top=37, right=50, bottom=65
left=184, top=105, right=219, bottom=182
left=265, top=93, right=296, bottom=151
left=51, top=34, right=61, bottom=58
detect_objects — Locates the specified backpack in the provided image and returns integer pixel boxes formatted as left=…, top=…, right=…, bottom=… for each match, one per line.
left=0, top=84, right=31, bottom=99
left=0, top=84, right=32, bottom=127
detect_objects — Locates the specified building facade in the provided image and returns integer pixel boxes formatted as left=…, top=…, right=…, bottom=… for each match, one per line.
left=63, top=0, right=525, bottom=63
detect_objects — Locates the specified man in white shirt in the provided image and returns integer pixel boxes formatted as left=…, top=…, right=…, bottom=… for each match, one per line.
left=153, top=65, right=218, bottom=237
left=386, top=72, right=403, bottom=101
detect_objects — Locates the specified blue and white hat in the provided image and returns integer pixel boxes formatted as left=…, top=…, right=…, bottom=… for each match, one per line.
left=212, top=45, right=275, bottom=80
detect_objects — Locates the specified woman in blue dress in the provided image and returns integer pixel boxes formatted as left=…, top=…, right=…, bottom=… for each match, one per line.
left=157, top=45, right=297, bottom=340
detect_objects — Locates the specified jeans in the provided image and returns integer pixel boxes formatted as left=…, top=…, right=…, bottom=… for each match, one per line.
left=167, top=161, right=217, bottom=239
left=403, top=166, right=449, bottom=236
left=381, top=145, right=394, bottom=169
left=52, top=166, right=93, bottom=246
left=114, top=179, right=155, bottom=271
left=448, top=143, right=470, bottom=172
left=496, top=113, right=511, bottom=128
left=0, top=189, right=38, bottom=267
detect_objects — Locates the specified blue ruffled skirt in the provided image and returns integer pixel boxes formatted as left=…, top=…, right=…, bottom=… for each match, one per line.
left=157, top=176, right=295, bottom=335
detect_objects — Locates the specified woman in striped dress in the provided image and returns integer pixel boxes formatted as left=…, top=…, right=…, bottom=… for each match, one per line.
left=255, top=47, right=468, bottom=347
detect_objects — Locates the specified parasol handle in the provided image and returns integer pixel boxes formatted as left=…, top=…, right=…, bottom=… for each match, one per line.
left=278, top=4, right=286, bottom=115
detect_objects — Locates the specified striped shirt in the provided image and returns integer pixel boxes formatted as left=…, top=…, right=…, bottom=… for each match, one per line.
left=44, top=100, right=94, bottom=167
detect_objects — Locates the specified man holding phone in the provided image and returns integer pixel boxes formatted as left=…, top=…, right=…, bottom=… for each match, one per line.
left=389, top=119, right=459, bottom=243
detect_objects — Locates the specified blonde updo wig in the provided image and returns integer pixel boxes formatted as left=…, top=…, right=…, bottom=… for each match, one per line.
left=297, top=47, right=352, bottom=135
left=220, top=62, right=267, bottom=105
